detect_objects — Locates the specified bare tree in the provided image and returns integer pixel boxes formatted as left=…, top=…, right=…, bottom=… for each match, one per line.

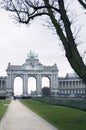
left=1, top=0, right=86, bottom=82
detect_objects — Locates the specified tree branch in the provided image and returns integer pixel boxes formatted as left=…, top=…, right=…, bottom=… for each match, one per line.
left=77, top=0, right=86, bottom=9
left=25, top=0, right=60, bottom=13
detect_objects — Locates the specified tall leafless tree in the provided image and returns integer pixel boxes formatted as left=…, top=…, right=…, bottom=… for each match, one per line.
left=1, top=0, right=86, bottom=82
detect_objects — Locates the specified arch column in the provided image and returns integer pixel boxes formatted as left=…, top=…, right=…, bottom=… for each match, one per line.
left=36, top=74, right=42, bottom=95
left=23, top=74, right=28, bottom=96
left=50, top=74, right=58, bottom=96
left=1, top=80, right=2, bottom=89
left=6, top=73, right=14, bottom=96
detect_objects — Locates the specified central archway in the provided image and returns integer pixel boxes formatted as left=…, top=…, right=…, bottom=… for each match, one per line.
left=28, top=77, right=36, bottom=95
left=14, top=77, right=23, bottom=96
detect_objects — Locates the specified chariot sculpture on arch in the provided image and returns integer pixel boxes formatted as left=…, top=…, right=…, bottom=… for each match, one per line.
left=27, top=50, right=38, bottom=59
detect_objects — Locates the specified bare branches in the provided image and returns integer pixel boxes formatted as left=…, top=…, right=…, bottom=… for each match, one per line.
left=77, top=0, right=86, bottom=9
left=1, top=0, right=60, bottom=24
left=1, top=0, right=45, bottom=23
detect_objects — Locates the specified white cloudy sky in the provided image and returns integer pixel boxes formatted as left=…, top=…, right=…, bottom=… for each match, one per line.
left=0, top=1, right=86, bottom=78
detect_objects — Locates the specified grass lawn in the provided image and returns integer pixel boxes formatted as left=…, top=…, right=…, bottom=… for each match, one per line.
left=21, top=99, right=86, bottom=130
left=0, top=100, right=10, bottom=120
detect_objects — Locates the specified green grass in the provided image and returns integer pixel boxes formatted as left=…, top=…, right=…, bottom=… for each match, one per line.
left=20, top=99, right=86, bottom=130
left=0, top=100, right=10, bottom=120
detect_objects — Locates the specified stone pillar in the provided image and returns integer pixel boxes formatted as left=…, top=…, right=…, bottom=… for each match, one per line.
left=81, top=80, right=83, bottom=89
left=11, top=75, right=14, bottom=96
left=78, top=80, right=80, bottom=88
left=68, top=80, right=70, bottom=89
left=25, top=74, right=28, bottom=95
left=0, top=80, right=1, bottom=90
left=50, top=75, right=54, bottom=93
left=23, top=74, right=28, bottom=96
left=1, top=80, right=2, bottom=90
left=71, top=80, right=73, bottom=88
left=50, top=74, right=58, bottom=96
left=61, top=80, right=63, bottom=88
left=65, top=80, right=68, bottom=94
left=36, top=74, right=42, bottom=96
left=6, top=72, right=13, bottom=96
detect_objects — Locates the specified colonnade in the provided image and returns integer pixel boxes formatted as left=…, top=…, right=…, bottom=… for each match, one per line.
left=58, top=78, right=86, bottom=95
left=0, top=77, right=7, bottom=96
left=0, top=78, right=6, bottom=90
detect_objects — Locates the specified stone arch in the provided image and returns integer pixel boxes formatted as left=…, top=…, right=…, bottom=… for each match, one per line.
left=14, top=76, right=23, bottom=96
left=42, top=76, right=50, bottom=96
left=28, top=76, right=36, bottom=94
left=6, top=51, right=58, bottom=97
left=42, top=76, right=50, bottom=88
left=13, top=74, right=24, bottom=80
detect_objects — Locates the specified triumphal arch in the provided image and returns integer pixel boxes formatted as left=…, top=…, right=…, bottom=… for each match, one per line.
left=6, top=51, right=58, bottom=97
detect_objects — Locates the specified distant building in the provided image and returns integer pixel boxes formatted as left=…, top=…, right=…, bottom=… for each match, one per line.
left=0, top=77, right=7, bottom=96
left=58, top=73, right=86, bottom=97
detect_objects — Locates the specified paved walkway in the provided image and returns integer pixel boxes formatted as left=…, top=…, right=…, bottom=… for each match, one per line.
left=0, top=100, right=57, bottom=130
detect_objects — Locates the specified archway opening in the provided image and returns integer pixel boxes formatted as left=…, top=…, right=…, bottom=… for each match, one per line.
left=28, top=77, right=36, bottom=95
left=14, top=77, right=23, bottom=96
left=42, top=77, right=50, bottom=96
left=42, top=77, right=50, bottom=88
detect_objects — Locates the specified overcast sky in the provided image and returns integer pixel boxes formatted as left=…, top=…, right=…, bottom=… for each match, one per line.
left=0, top=1, right=86, bottom=77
